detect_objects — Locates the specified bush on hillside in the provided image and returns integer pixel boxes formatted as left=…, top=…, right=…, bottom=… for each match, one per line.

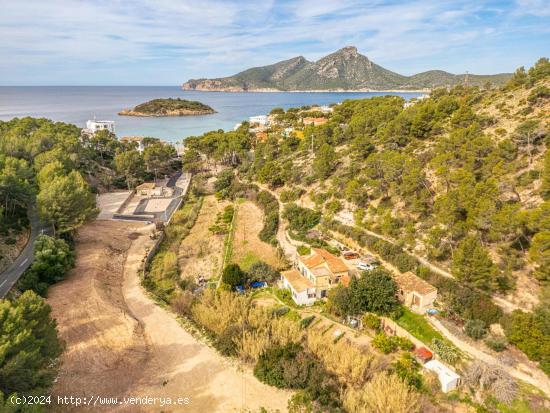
left=222, top=263, right=247, bottom=288
left=283, top=204, right=321, bottom=233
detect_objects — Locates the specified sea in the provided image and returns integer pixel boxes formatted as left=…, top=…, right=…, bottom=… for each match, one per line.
left=0, top=86, right=422, bottom=143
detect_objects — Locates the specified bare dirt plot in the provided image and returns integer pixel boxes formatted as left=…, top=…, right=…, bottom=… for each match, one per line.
left=47, top=220, right=150, bottom=405
left=178, top=195, right=228, bottom=281
left=122, top=231, right=292, bottom=412
left=231, top=201, right=282, bottom=270
left=48, top=219, right=291, bottom=412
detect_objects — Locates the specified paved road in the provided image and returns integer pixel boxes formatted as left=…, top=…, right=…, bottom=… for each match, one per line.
left=0, top=210, right=52, bottom=298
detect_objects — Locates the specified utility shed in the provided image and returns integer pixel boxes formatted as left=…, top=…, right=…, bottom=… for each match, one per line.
left=424, top=360, right=461, bottom=393
left=394, top=271, right=438, bottom=314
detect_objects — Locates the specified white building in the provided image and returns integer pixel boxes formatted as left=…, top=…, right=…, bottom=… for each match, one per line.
left=120, top=136, right=145, bottom=153
left=85, top=119, right=115, bottom=134
left=280, top=269, right=317, bottom=306
left=317, top=105, right=333, bottom=113
left=249, top=115, right=269, bottom=126
left=424, top=360, right=461, bottom=393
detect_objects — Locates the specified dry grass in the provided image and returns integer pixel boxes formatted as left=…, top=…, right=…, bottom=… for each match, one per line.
left=230, top=200, right=282, bottom=270
left=343, top=371, right=422, bottom=413
left=191, top=289, right=303, bottom=363
left=306, top=329, right=381, bottom=387
left=178, top=195, right=228, bottom=280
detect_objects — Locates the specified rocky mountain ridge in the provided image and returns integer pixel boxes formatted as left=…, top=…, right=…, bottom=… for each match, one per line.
left=182, top=46, right=511, bottom=92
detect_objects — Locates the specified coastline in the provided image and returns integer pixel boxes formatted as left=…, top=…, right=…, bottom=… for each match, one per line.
left=181, top=87, right=430, bottom=93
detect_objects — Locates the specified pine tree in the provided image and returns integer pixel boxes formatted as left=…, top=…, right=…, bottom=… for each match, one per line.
left=451, top=236, right=498, bottom=291
left=542, top=149, right=550, bottom=200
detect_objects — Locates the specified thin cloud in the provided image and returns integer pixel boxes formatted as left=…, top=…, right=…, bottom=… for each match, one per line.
left=0, top=0, right=548, bottom=85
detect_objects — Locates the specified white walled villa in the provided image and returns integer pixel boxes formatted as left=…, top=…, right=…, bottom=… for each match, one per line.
left=85, top=119, right=115, bottom=134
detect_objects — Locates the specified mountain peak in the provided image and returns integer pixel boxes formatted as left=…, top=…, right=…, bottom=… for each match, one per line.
left=182, top=46, right=512, bottom=91
left=333, top=46, right=359, bottom=59
left=338, top=45, right=358, bottom=54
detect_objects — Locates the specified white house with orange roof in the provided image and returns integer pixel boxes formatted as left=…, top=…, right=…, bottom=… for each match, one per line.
left=281, top=248, right=351, bottom=305
left=298, top=248, right=350, bottom=297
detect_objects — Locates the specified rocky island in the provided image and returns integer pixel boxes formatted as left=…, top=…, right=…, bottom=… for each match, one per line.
left=118, top=98, right=216, bottom=116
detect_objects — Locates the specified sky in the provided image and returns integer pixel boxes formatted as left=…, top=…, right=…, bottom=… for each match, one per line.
left=0, top=0, right=549, bottom=86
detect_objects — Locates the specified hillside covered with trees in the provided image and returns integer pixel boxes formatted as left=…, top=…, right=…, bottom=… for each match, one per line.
left=183, top=58, right=550, bottom=382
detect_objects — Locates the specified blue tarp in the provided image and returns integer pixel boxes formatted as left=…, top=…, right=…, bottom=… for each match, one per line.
left=235, top=285, right=245, bottom=293
left=250, top=281, right=267, bottom=288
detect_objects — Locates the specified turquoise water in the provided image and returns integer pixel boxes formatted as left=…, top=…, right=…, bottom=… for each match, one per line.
left=0, top=86, right=422, bottom=142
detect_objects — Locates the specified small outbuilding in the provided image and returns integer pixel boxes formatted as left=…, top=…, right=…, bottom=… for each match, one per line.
left=394, top=271, right=438, bottom=314
left=424, top=359, right=461, bottom=393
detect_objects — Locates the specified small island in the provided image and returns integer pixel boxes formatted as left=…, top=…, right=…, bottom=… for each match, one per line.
left=119, top=98, right=216, bottom=117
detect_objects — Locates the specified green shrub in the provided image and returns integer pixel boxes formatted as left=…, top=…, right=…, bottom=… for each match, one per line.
left=485, top=334, right=508, bottom=352
left=431, top=338, right=460, bottom=364
left=372, top=333, right=397, bottom=354
left=464, top=319, right=488, bottom=340
left=221, top=263, right=247, bottom=288
left=362, top=313, right=381, bottom=331
left=283, top=204, right=321, bottom=233
left=274, top=306, right=290, bottom=316
left=256, top=190, right=279, bottom=246
left=393, top=353, right=423, bottom=389
left=247, top=261, right=280, bottom=283
left=214, top=169, right=235, bottom=194
left=394, top=336, right=414, bottom=351
left=253, top=343, right=311, bottom=388
left=300, top=315, right=316, bottom=329
left=297, top=245, right=311, bottom=256
left=502, top=307, right=550, bottom=376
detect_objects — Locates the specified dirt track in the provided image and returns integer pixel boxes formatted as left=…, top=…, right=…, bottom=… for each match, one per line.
left=48, top=220, right=290, bottom=412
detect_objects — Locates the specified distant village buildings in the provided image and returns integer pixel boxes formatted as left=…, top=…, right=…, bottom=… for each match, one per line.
left=249, top=115, right=269, bottom=127
left=84, top=119, right=116, bottom=135
left=311, top=105, right=333, bottom=114
left=120, top=136, right=146, bottom=153
left=302, top=117, right=328, bottom=126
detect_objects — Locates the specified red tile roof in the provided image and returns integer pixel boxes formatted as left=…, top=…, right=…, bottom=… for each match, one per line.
left=300, top=248, right=349, bottom=274
left=414, top=347, right=433, bottom=362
